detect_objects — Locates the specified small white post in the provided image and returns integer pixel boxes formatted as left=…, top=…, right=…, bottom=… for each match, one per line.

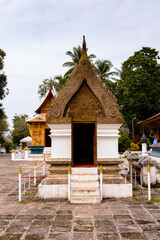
left=29, top=173, right=30, bottom=190
left=100, top=165, right=103, bottom=201
left=125, top=169, right=127, bottom=199
left=130, top=159, right=132, bottom=185
left=68, top=166, right=71, bottom=202
left=18, top=149, right=22, bottom=159
left=19, top=166, right=22, bottom=202
left=25, top=148, right=29, bottom=159
left=135, top=171, right=136, bottom=188
left=142, top=142, right=147, bottom=154
left=43, top=157, right=46, bottom=177
left=148, top=164, right=151, bottom=201
left=11, top=150, right=15, bottom=160
left=24, top=180, right=25, bottom=195
left=34, top=160, right=36, bottom=186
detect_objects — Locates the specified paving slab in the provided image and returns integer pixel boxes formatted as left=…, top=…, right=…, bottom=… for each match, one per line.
left=1, top=154, right=160, bottom=239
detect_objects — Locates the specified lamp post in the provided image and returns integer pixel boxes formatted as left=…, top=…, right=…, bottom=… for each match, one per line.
left=132, top=117, right=136, bottom=141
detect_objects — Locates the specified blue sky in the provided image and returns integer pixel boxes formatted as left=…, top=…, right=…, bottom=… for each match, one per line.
left=1, top=0, right=160, bottom=128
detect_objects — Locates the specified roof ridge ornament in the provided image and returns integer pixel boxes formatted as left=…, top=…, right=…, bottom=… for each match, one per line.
left=82, top=35, right=86, bottom=51
left=79, top=35, right=89, bottom=63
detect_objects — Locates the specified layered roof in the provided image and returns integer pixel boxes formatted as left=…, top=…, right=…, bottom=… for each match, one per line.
left=27, top=113, right=46, bottom=123
left=138, top=113, right=160, bottom=126
left=46, top=36, right=124, bottom=124
left=35, top=87, right=54, bottom=114
left=27, top=87, right=54, bottom=124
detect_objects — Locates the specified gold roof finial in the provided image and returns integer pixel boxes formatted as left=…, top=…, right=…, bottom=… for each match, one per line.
left=82, top=35, right=86, bottom=51
left=79, top=35, right=89, bottom=63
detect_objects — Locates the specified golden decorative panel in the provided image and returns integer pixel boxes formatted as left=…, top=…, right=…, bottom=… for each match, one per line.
left=46, top=53, right=124, bottom=124
left=64, top=81, right=104, bottom=122
left=29, top=123, right=49, bottom=146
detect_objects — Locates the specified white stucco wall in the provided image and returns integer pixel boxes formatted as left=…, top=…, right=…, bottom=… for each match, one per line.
left=97, top=124, right=121, bottom=158
left=48, top=124, right=71, bottom=159
left=48, top=123, right=121, bottom=159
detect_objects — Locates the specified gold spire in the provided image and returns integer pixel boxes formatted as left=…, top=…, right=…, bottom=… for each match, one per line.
left=79, top=35, right=89, bottom=63
left=82, top=35, right=86, bottom=51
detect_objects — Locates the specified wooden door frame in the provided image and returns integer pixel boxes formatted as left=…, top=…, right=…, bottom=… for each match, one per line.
left=71, top=121, right=97, bottom=166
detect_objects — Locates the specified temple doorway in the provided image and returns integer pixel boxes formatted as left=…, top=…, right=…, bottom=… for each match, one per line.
left=73, top=123, right=95, bottom=166
left=45, top=129, right=51, bottom=147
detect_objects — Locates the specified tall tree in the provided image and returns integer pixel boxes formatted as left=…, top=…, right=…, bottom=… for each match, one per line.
left=11, top=114, right=29, bottom=147
left=116, top=47, right=160, bottom=130
left=38, top=74, right=69, bottom=98
left=63, top=45, right=96, bottom=75
left=0, top=49, right=8, bottom=123
left=95, top=59, right=119, bottom=90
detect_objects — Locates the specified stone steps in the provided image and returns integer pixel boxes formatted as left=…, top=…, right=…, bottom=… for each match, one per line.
left=97, top=158, right=123, bottom=166
left=71, top=188, right=100, bottom=196
left=70, top=167, right=101, bottom=204
left=71, top=174, right=98, bottom=181
left=70, top=195, right=101, bottom=204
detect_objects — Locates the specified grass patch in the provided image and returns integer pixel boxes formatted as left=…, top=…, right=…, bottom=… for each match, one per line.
left=18, top=200, right=30, bottom=204
left=131, top=194, right=140, bottom=200
left=133, top=186, right=140, bottom=191
left=150, top=196, right=160, bottom=203
left=24, top=192, right=31, bottom=195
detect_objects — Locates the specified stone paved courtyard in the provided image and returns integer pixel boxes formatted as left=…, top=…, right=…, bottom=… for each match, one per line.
left=0, top=154, right=160, bottom=239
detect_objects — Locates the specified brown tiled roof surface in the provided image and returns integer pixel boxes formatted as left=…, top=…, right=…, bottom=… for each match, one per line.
left=138, top=112, right=160, bottom=126
left=27, top=113, right=46, bottom=123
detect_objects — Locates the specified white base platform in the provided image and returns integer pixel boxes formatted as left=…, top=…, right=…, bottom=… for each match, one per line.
left=38, top=183, right=68, bottom=199
left=38, top=183, right=132, bottom=199
left=103, top=184, right=132, bottom=198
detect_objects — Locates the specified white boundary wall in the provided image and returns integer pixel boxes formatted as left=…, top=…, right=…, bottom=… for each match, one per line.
left=38, top=183, right=132, bottom=199
left=103, top=184, right=132, bottom=198
left=38, top=183, right=68, bottom=199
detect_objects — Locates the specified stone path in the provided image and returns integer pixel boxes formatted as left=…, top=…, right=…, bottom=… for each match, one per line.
left=0, top=154, right=160, bottom=239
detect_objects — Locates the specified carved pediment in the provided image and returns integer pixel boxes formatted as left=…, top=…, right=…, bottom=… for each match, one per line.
left=46, top=38, right=124, bottom=124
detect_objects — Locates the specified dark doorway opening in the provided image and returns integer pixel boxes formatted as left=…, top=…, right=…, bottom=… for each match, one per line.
left=73, top=123, right=95, bottom=166
left=45, top=129, right=51, bottom=147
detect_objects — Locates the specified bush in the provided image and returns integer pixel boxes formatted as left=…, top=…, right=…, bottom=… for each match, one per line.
left=118, top=129, right=131, bottom=152
left=4, top=141, right=12, bottom=153
left=129, top=142, right=140, bottom=151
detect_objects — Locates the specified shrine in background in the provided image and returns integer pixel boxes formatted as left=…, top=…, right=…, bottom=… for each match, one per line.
left=27, top=87, right=54, bottom=154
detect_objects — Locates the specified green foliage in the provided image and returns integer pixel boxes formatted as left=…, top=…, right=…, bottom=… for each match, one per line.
left=4, top=141, right=12, bottom=153
left=0, top=112, right=8, bottom=133
left=62, top=45, right=96, bottom=77
left=38, top=74, right=69, bottom=98
left=0, top=49, right=8, bottom=100
left=63, top=45, right=96, bottom=67
left=0, top=134, right=5, bottom=145
left=129, top=142, right=140, bottom=151
left=150, top=196, right=160, bottom=203
left=11, top=114, right=29, bottom=147
left=116, top=47, right=160, bottom=130
left=118, top=129, right=131, bottom=152
left=0, top=49, right=8, bottom=126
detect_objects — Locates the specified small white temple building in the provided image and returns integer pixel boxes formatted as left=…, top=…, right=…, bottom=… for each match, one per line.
left=38, top=36, right=132, bottom=203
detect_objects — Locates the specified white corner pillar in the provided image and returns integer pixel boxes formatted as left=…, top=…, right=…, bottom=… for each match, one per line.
left=48, top=124, right=71, bottom=159
left=97, top=124, right=121, bottom=159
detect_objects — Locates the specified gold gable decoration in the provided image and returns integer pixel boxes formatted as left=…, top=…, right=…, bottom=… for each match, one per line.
left=46, top=36, right=124, bottom=124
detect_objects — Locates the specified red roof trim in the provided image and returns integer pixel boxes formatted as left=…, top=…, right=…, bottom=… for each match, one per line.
left=35, top=89, right=54, bottom=114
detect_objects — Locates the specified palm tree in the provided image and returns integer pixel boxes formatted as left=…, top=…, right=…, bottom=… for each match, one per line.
left=53, top=74, right=69, bottom=92
left=38, top=74, right=69, bottom=98
left=63, top=45, right=96, bottom=75
left=95, top=59, right=120, bottom=89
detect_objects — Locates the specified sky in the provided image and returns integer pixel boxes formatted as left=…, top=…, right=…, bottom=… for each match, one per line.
left=0, top=0, right=160, bottom=129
